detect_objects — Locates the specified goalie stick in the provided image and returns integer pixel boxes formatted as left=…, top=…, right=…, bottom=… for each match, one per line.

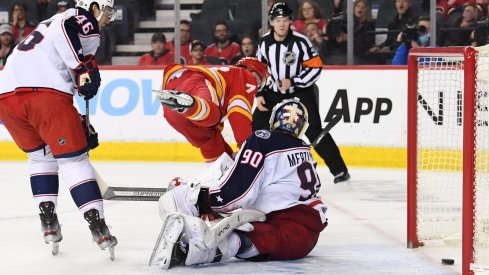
left=310, top=114, right=342, bottom=148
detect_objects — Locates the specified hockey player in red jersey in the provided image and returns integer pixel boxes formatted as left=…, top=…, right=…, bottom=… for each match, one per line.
left=0, top=0, right=117, bottom=258
left=155, top=57, right=269, bottom=162
left=150, top=98, right=328, bottom=269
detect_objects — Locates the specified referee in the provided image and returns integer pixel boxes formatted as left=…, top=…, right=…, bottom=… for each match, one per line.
left=253, top=2, right=350, bottom=183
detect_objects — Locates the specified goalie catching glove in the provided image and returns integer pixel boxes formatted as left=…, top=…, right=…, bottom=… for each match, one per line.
left=75, top=55, right=101, bottom=100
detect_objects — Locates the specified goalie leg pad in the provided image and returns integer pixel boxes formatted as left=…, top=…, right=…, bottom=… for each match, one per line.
left=151, top=213, right=186, bottom=269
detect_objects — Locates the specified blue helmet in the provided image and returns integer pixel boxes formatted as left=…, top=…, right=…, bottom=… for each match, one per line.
left=269, top=97, right=309, bottom=139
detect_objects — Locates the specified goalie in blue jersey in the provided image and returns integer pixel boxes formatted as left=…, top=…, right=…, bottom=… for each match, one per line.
left=150, top=97, right=328, bottom=269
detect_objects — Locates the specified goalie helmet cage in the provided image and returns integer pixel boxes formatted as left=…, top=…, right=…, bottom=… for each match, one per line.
left=407, top=46, right=489, bottom=274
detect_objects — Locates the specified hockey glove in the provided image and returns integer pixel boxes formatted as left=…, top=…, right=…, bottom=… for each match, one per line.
left=80, top=115, right=99, bottom=150
left=75, top=56, right=101, bottom=100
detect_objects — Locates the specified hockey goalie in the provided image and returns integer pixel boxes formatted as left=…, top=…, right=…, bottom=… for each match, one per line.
left=149, top=98, right=328, bottom=269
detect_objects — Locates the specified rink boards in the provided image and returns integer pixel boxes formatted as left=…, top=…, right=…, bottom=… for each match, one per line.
left=0, top=65, right=408, bottom=167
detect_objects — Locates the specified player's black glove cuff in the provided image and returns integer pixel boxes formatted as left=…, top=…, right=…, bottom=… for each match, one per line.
left=255, top=90, right=263, bottom=98
left=256, top=85, right=271, bottom=98
left=80, top=115, right=99, bottom=150
left=75, top=56, right=101, bottom=100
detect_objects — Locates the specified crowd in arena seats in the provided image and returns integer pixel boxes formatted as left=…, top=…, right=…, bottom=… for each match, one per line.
left=2, top=0, right=489, bottom=66
left=137, top=0, right=489, bottom=66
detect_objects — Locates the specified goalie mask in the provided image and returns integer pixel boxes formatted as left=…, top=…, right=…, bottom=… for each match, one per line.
left=76, top=0, right=116, bottom=21
left=269, top=98, right=309, bottom=139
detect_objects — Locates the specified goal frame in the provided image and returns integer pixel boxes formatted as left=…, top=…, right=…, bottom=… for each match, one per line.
left=407, top=47, right=477, bottom=275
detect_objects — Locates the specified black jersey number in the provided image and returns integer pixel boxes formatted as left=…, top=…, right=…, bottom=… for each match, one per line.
left=297, top=162, right=320, bottom=201
left=17, top=31, right=44, bottom=51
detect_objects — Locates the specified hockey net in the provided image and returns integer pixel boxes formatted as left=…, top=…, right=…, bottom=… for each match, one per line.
left=407, top=46, right=489, bottom=274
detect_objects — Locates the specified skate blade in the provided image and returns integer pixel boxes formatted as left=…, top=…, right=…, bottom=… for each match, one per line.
left=149, top=214, right=184, bottom=269
left=109, top=246, right=115, bottom=261
left=98, top=236, right=117, bottom=261
left=51, top=241, right=59, bottom=255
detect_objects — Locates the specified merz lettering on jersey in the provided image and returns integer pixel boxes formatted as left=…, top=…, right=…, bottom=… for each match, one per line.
left=287, top=151, right=313, bottom=167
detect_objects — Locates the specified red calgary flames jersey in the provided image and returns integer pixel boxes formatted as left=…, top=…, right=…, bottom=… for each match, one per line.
left=162, top=64, right=259, bottom=146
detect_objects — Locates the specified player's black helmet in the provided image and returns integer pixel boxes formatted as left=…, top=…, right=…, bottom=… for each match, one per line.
left=269, top=2, right=293, bottom=20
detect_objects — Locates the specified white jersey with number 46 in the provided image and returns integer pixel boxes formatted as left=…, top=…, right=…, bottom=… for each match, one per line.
left=0, top=8, right=100, bottom=96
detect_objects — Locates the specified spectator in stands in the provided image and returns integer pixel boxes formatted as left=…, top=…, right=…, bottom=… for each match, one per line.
left=444, top=3, right=478, bottom=46
left=292, top=0, right=328, bottom=35
left=36, top=0, right=49, bottom=24
left=470, top=25, right=489, bottom=46
left=204, top=21, right=240, bottom=65
left=478, top=0, right=489, bottom=18
left=231, top=35, right=257, bottom=64
left=368, top=0, right=417, bottom=56
left=11, top=2, right=35, bottom=44
left=138, top=32, right=175, bottom=66
left=392, top=17, right=431, bottom=65
left=187, top=40, right=209, bottom=65
left=57, top=1, right=69, bottom=14
left=304, top=22, right=327, bottom=62
left=319, top=0, right=374, bottom=65
left=252, top=0, right=280, bottom=41
left=167, top=20, right=192, bottom=64
left=352, top=0, right=375, bottom=64
left=0, top=24, right=14, bottom=66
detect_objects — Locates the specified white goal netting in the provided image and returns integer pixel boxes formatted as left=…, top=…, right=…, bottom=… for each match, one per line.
left=414, top=46, right=489, bottom=268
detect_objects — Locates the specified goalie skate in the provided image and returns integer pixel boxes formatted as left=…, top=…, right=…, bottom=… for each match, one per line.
left=155, top=90, right=194, bottom=111
left=39, top=201, right=62, bottom=255
left=84, top=209, right=118, bottom=261
left=149, top=213, right=188, bottom=269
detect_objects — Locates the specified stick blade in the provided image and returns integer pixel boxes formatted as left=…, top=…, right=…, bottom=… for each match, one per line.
left=105, top=187, right=166, bottom=201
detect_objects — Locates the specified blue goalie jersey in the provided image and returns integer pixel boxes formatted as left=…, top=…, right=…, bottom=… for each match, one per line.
left=208, top=130, right=327, bottom=223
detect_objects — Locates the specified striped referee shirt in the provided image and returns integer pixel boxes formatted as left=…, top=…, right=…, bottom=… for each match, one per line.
left=257, top=29, right=323, bottom=94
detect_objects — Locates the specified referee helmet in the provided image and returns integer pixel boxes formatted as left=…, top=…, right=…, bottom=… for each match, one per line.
left=269, top=2, right=293, bottom=20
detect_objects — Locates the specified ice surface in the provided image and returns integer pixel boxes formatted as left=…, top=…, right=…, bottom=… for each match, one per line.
left=0, top=162, right=460, bottom=274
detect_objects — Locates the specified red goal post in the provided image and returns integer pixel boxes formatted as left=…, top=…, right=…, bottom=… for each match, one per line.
left=407, top=46, right=489, bottom=274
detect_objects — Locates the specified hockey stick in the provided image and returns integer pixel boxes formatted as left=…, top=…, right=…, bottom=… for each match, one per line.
left=92, top=150, right=234, bottom=201
left=310, top=115, right=342, bottom=148
left=94, top=169, right=166, bottom=201
left=83, top=99, right=167, bottom=201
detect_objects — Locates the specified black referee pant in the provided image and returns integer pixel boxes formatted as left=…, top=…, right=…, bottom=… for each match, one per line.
left=252, top=86, right=348, bottom=176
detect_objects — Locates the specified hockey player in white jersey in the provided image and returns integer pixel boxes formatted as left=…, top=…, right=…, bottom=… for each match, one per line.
left=0, top=1, right=117, bottom=258
left=151, top=98, right=328, bottom=269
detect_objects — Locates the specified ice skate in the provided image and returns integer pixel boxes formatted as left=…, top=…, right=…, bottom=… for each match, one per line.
left=154, top=89, right=195, bottom=112
left=334, top=171, right=351, bottom=184
left=39, top=201, right=62, bottom=255
left=84, top=209, right=118, bottom=261
left=149, top=213, right=188, bottom=269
